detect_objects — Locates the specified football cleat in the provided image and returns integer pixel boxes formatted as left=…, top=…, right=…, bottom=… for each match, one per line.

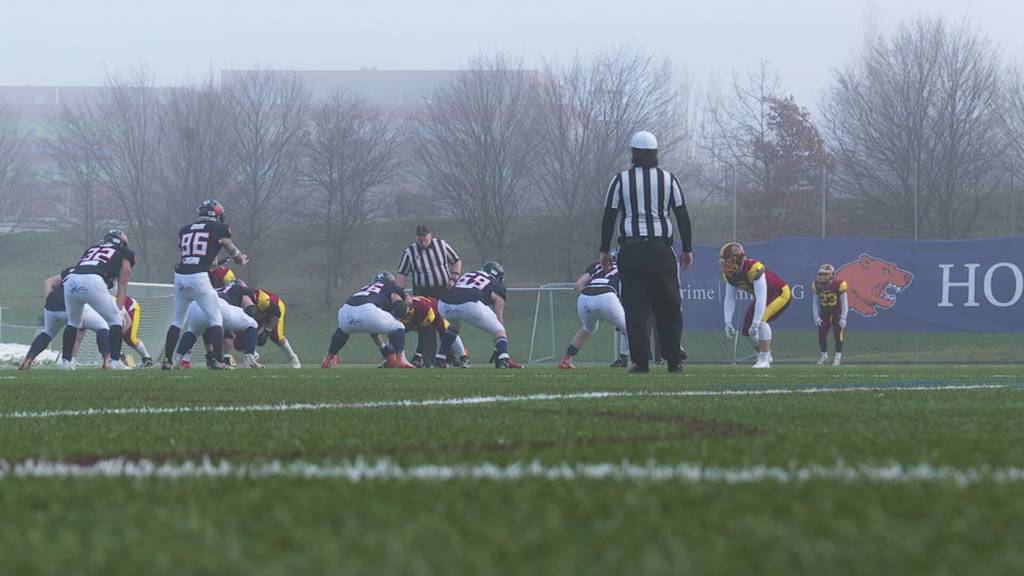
left=109, top=360, right=132, bottom=370
left=180, top=360, right=191, bottom=369
left=629, top=365, right=650, bottom=374
left=668, top=362, right=685, bottom=374
left=752, top=353, right=771, bottom=369
left=222, top=354, right=237, bottom=367
left=322, top=353, right=339, bottom=369
left=243, top=354, right=264, bottom=369
left=17, top=356, right=33, bottom=371
left=386, top=353, right=415, bottom=369
left=410, top=354, right=424, bottom=368
left=558, top=356, right=576, bottom=370
left=290, top=358, right=302, bottom=369
left=816, top=354, right=829, bottom=366
left=832, top=354, right=843, bottom=367
left=140, top=357, right=155, bottom=368
left=161, top=360, right=173, bottom=370
left=610, top=356, right=628, bottom=368
left=433, top=356, right=449, bottom=369
left=458, top=355, right=470, bottom=368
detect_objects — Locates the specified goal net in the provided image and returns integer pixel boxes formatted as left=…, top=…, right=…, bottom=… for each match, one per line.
left=511, top=283, right=624, bottom=365
left=75, top=282, right=175, bottom=366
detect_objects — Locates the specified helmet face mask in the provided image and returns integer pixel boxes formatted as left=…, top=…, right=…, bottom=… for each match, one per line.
left=104, top=229, right=128, bottom=247
left=718, top=242, right=745, bottom=275
left=817, top=263, right=836, bottom=284
left=374, top=271, right=396, bottom=285
left=198, top=200, right=226, bottom=223
left=481, top=261, right=504, bottom=283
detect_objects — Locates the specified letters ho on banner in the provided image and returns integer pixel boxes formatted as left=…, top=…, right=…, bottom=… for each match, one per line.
left=675, top=237, right=1024, bottom=333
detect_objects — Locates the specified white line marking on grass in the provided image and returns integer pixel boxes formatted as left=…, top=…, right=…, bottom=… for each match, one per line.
left=1, top=457, right=1023, bottom=486
left=0, top=384, right=1010, bottom=421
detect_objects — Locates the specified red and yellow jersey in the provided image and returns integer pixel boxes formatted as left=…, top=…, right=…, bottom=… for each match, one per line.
left=124, top=296, right=138, bottom=314
left=402, top=296, right=447, bottom=334
left=813, top=278, right=848, bottom=311
left=120, top=295, right=142, bottom=347
left=254, top=289, right=283, bottom=318
left=723, top=258, right=788, bottom=297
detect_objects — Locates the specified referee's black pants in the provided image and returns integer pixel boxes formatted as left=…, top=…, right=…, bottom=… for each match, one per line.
left=617, top=241, right=683, bottom=370
left=413, top=286, right=448, bottom=359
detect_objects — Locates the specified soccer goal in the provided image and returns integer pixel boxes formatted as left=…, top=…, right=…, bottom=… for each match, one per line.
left=74, top=282, right=175, bottom=367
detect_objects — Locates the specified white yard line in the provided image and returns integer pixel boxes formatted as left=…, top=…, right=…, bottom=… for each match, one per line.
left=0, top=457, right=1022, bottom=485
left=0, top=384, right=1011, bottom=421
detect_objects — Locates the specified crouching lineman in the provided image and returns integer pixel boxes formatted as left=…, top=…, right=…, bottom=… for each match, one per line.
left=18, top=269, right=109, bottom=370
left=252, top=288, right=301, bottom=368
left=173, top=280, right=262, bottom=368
left=162, top=200, right=249, bottom=370
left=720, top=242, right=791, bottom=369
left=559, top=251, right=629, bottom=369
left=435, top=262, right=521, bottom=369
left=61, top=230, right=136, bottom=370
left=71, top=295, right=154, bottom=367
left=812, top=263, right=849, bottom=366
left=322, top=272, right=414, bottom=369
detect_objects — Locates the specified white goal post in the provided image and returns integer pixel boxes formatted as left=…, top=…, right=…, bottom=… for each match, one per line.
left=511, top=283, right=622, bottom=364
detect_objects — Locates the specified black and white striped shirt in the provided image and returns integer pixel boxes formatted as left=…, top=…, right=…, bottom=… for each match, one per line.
left=604, top=166, right=685, bottom=241
left=397, top=239, right=461, bottom=288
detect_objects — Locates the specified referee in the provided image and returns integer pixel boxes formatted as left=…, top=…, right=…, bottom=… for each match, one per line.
left=599, top=131, right=693, bottom=374
left=397, top=224, right=462, bottom=366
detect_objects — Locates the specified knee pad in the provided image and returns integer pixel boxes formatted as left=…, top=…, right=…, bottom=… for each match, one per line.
left=758, top=322, right=772, bottom=341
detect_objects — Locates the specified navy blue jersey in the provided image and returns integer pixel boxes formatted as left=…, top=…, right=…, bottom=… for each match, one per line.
left=43, top=269, right=74, bottom=312
left=69, top=242, right=136, bottom=285
left=442, top=272, right=508, bottom=306
left=581, top=262, right=621, bottom=296
left=217, top=283, right=254, bottom=308
left=175, top=221, right=232, bottom=275
left=346, top=281, right=404, bottom=310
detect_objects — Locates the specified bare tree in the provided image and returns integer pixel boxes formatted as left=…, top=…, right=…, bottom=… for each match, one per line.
left=157, top=76, right=234, bottom=235
left=93, top=67, right=163, bottom=278
left=414, top=55, right=540, bottom=261
left=42, top=100, right=107, bottom=246
left=300, top=91, right=400, bottom=305
left=0, top=105, right=33, bottom=243
left=536, top=48, right=683, bottom=275
left=223, top=69, right=308, bottom=280
left=821, top=18, right=1003, bottom=239
left=698, top=63, right=829, bottom=242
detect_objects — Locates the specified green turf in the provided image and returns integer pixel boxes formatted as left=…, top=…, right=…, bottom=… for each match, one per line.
left=1, top=365, right=1023, bottom=575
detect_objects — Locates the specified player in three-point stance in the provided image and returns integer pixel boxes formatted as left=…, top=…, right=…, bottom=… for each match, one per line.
left=435, top=262, right=521, bottom=369
left=720, top=242, right=791, bottom=369
left=322, top=272, right=414, bottom=369
left=18, top=268, right=109, bottom=370
left=161, top=200, right=248, bottom=370
left=174, top=280, right=263, bottom=368
left=61, top=229, right=136, bottom=370
left=252, top=288, right=302, bottom=368
left=70, top=294, right=154, bottom=367
left=812, top=263, right=849, bottom=366
left=559, top=250, right=629, bottom=369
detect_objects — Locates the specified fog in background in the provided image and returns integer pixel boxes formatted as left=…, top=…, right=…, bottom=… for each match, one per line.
left=2, top=0, right=1022, bottom=105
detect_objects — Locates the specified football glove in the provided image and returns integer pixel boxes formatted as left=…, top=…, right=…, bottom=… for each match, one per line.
left=256, top=331, right=269, bottom=347
left=748, top=320, right=761, bottom=336
left=839, top=318, right=847, bottom=329
left=814, top=317, right=823, bottom=327
left=724, top=323, right=737, bottom=338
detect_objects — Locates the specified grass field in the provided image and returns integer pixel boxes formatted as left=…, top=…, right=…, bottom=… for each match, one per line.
left=2, top=364, right=1023, bottom=575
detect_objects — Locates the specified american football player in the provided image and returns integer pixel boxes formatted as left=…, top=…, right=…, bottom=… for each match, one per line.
left=812, top=263, right=849, bottom=366
left=720, top=242, right=791, bottom=369
left=173, top=280, right=263, bottom=368
left=18, top=269, right=109, bottom=370
left=322, top=272, right=414, bottom=369
left=435, top=262, right=521, bottom=369
left=62, top=229, right=135, bottom=370
left=252, top=288, right=301, bottom=368
left=559, top=251, right=629, bottom=369
left=162, top=200, right=249, bottom=370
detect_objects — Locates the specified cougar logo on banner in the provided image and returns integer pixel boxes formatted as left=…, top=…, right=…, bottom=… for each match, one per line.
left=836, top=254, right=914, bottom=317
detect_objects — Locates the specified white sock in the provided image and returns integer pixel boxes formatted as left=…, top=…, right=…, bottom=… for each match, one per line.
left=281, top=339, right=299, bottom=362
left=134, top=341, right=150, bottom=358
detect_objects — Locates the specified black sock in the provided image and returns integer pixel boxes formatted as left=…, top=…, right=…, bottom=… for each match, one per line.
left=241, top=327, right=258, bottom=354
left=208, top=326, right=225, bottom=362
left=27, top=332, right=52, bottom=359
left=61, top=327, right=78, bottom=361
left=387, top=329, right=406, bottom=356
left=566, top=345, right=579, bottom=357
left=176, top=332, right=198, bottom=356
left=329, top=328, right=349, bottom=355
left=95, top=329, right=111, bottom=358
left=109, top=325, right=124, bottom=361
left=163, top=325, right=181, bottom=363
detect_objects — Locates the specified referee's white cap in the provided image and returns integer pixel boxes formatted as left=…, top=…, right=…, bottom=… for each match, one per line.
left=630, top=131, right=658, bottom=150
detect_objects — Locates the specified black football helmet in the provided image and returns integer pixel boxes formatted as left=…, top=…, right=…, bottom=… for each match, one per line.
left=481, top=261, right=505, bottom=283
left=103, top=229, right=127, bottom=247
left=374, top=271, right=396, bottom=285
left=197, top=199, right=226, bottom=223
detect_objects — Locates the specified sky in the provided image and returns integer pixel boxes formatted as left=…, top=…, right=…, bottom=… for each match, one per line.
left=1, top=0, right=1021, bottom=107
